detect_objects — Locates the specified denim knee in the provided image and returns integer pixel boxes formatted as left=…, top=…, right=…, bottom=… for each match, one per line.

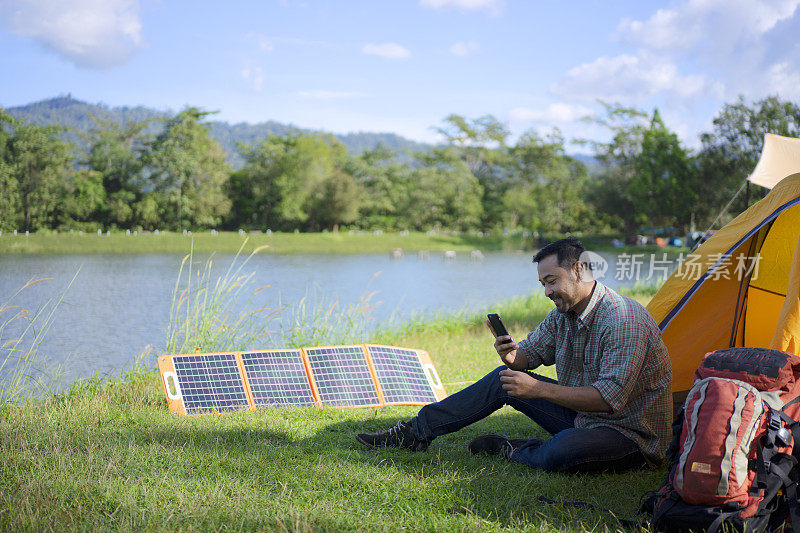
left=510, top=427, right=645, bottom=473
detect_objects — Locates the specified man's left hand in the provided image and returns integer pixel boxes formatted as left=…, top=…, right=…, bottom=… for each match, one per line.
left=499, top=369, right=541, bottom=398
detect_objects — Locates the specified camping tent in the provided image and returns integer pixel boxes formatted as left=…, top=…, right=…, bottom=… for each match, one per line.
left=647, top=140, right=800, bottom=403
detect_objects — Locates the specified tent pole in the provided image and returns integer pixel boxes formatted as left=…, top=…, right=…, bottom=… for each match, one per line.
left=745, top=181, right=750, bottom=207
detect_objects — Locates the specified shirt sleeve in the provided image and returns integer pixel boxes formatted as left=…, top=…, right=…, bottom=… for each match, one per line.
left=516, top=309, right=558, bottom=370
left=591, top=316, right=648, bottom=414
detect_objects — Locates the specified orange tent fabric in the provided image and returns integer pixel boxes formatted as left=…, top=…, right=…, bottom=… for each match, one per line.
left=647, top=173, right=800, bottom=401
left=771, top=234, right=800, bottom=355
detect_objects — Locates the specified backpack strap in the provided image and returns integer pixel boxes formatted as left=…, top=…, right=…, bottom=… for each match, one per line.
left=707, top=510, right=741, bottom=533
left=765, top=456, right=800, bottom=533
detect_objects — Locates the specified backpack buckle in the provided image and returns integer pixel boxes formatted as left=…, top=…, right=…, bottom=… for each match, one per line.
left=776, top=426, right=793, bottom=447
left=770, top=414, right=782, bottom=432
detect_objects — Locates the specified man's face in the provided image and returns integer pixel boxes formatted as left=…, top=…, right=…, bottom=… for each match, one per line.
left=537, top=254, right=583, bottom=313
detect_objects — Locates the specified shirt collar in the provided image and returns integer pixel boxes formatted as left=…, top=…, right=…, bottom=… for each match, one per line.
left=574, top=281, right=606, bottom=329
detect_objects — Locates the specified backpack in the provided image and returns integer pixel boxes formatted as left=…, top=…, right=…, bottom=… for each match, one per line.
left=642, top=347, right=800, bottom=533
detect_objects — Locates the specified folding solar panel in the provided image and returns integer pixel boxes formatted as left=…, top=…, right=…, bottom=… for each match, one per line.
left=240, top=349, right=315, bottom=407
left=303, top=345, right=381, bottom=407
left=365, top=344, right=440, bottom=404
left=158, top=344, right=447, bottom=416
left=161, top=352, right=250, bottom=415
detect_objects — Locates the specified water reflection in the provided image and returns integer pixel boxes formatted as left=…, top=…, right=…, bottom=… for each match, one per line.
left=0, top=250, right=676, bottom=388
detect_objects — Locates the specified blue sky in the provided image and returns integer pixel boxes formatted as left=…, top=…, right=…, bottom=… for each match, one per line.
left=1, top=0, right=799, bottom=151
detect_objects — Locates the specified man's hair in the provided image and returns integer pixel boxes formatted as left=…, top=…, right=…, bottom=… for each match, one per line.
left=532, top=237, right=585, bottom=268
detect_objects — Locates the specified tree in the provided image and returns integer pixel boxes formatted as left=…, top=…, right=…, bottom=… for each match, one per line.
left=404, top=151, right=483, bottom=231
left=504, top=130, right=591, bottom=236
left=345, top=144, right=413, bottom=230
left=0, top=159, right=20, bottom=231
left=630, top=110, right=697, bottom=235
left=697, top=95, right=800, bottom=218
left=84, top=116, right=151, bottom=228
left=57, top=169, right=106, bottom=229
left=434, top=114, right=511, bottom=228
left=0, top=110, right=20, bottom=231
left=147, top=108, right=231, bottom=230
left=585, top=103, right=661, bottom=239
left=228, top=133, right=353, bottom=231
left=306, top=169, right=361, bottom=231
left=7, top=120, right=73, bottom=231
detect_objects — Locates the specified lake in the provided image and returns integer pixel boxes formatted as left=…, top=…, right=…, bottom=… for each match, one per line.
left=0, top=249, right=676, bottom=389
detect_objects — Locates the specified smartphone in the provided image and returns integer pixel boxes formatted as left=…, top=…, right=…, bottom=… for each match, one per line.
left=487, top=313, right=510, bottom=338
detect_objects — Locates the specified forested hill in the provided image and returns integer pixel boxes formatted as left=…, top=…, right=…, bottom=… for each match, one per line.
left=5, top=96, right=433, bottom=167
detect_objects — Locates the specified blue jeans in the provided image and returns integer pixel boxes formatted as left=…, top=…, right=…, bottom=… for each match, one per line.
left=410, top=365, right=646, bottom=473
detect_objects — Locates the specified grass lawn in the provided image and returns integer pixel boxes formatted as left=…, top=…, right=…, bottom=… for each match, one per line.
left=0, top=230, right=529, bottom=255
left=0, top=289, right=662, bottom=532
left=0, top=229, right=689, bottom=256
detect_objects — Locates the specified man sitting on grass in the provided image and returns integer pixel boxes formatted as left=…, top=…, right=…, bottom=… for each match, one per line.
left=356, top=237, right=673, bottom=473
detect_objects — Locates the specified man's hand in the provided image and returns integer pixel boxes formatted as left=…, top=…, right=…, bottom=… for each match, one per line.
left=498, top=369, right=614, bottom=413
left=499, top=368, right=540, bottom=398
left=487, top=319, right=527, bottom=370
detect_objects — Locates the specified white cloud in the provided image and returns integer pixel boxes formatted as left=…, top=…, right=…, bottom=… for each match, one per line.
left=297, top=90, right=365, bottom=100
left=0, top=0, right=143, bottom=70
left=362, top=42, right=411, bottom=59
left=553, top=53, right=715, bottom=104
left=608, top=0, right=800, bottom=105
left=420, top=0, right=504, bottom=15
left=763, top=62, right=800, bottom=99
left=508, top=103, right=594, bottom=125
left=449, top=41, right=479, bottom=57
left=619, top=0, right=800, bottom=51
left=246, top=33, right=274, bottom=53
left=241, top=64, right=265, bottom=92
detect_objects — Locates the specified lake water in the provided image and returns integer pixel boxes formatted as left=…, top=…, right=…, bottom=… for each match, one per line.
left=0, top=250, right=674, bottom=389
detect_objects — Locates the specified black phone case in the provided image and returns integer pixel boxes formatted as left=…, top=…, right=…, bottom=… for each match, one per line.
left=487, top=313, right=509, bottom=337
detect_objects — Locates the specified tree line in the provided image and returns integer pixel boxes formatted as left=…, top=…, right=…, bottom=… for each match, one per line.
left=1, top=96, right=798, bottom=240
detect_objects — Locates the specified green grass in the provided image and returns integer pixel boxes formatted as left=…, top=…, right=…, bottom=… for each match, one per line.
left=0, top=230, right=530, bottom=255
left=0, top=276, right=76, bottom=402
left=0, top=229, right=690, bottom=256
left=0, top=287, right=663, bottom=532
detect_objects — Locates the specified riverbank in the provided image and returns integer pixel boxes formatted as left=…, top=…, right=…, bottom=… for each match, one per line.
left=0, top=288, right=662, bottom=532
left=0, top=231, right=688, bottom=254
left=0, top=230, right=688, bottom=255
left=0, top=230, right=520, bottom=255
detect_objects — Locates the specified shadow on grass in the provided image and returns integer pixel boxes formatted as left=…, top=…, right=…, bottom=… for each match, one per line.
left=4, top=394, right=659, bottom=531
left=304, top=411, right=660, bottom=532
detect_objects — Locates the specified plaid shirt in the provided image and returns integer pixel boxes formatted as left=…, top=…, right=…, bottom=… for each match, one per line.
left=516, top=282, right=673, bottom=464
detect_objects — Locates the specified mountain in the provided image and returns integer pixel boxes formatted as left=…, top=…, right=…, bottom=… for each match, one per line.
left=4, top=96, right=433, bottom=168
left=4, top=96, right=597, bottom=169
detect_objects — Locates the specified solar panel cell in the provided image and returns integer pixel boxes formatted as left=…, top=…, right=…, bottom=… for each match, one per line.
left=172, top=353, right=250, bottom=415
left=305, top=346, right=380, bottom=407
left=366, top=345, right=438, bottom=404
left=241, top=350, right=315, bottom=407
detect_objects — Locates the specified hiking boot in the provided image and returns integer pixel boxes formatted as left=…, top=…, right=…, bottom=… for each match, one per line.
left=356, top=420, right=429, bottom=452
left=468, top=434, right=539, bottom=459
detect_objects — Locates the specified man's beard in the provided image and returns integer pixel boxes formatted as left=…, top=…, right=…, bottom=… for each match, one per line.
left=551, top=296, right=569, bottom=313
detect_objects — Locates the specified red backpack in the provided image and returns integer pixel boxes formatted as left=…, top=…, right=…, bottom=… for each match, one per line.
left=643, top=347, right=800, bottom=532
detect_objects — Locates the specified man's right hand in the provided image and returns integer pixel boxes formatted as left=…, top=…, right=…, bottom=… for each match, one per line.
left=486, top=319, right=526, bottom=370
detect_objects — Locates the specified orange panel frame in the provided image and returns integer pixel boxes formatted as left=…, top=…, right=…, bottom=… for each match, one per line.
left=414, top=348, right=448, bottom=402
left=157, top=351, right=257, bottom=416
left=300, top=344, right=384, bottom=408
left=237, top=348, right=317, bottom=409
left=363, top=344, right=448, bottom=404
left=158, top=344, right=448, bottom=416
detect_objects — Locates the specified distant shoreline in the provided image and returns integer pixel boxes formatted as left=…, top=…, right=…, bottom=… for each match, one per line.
left=0, top=230, right=526, bottom=255
left=0, top=230, right=687, bottom=255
